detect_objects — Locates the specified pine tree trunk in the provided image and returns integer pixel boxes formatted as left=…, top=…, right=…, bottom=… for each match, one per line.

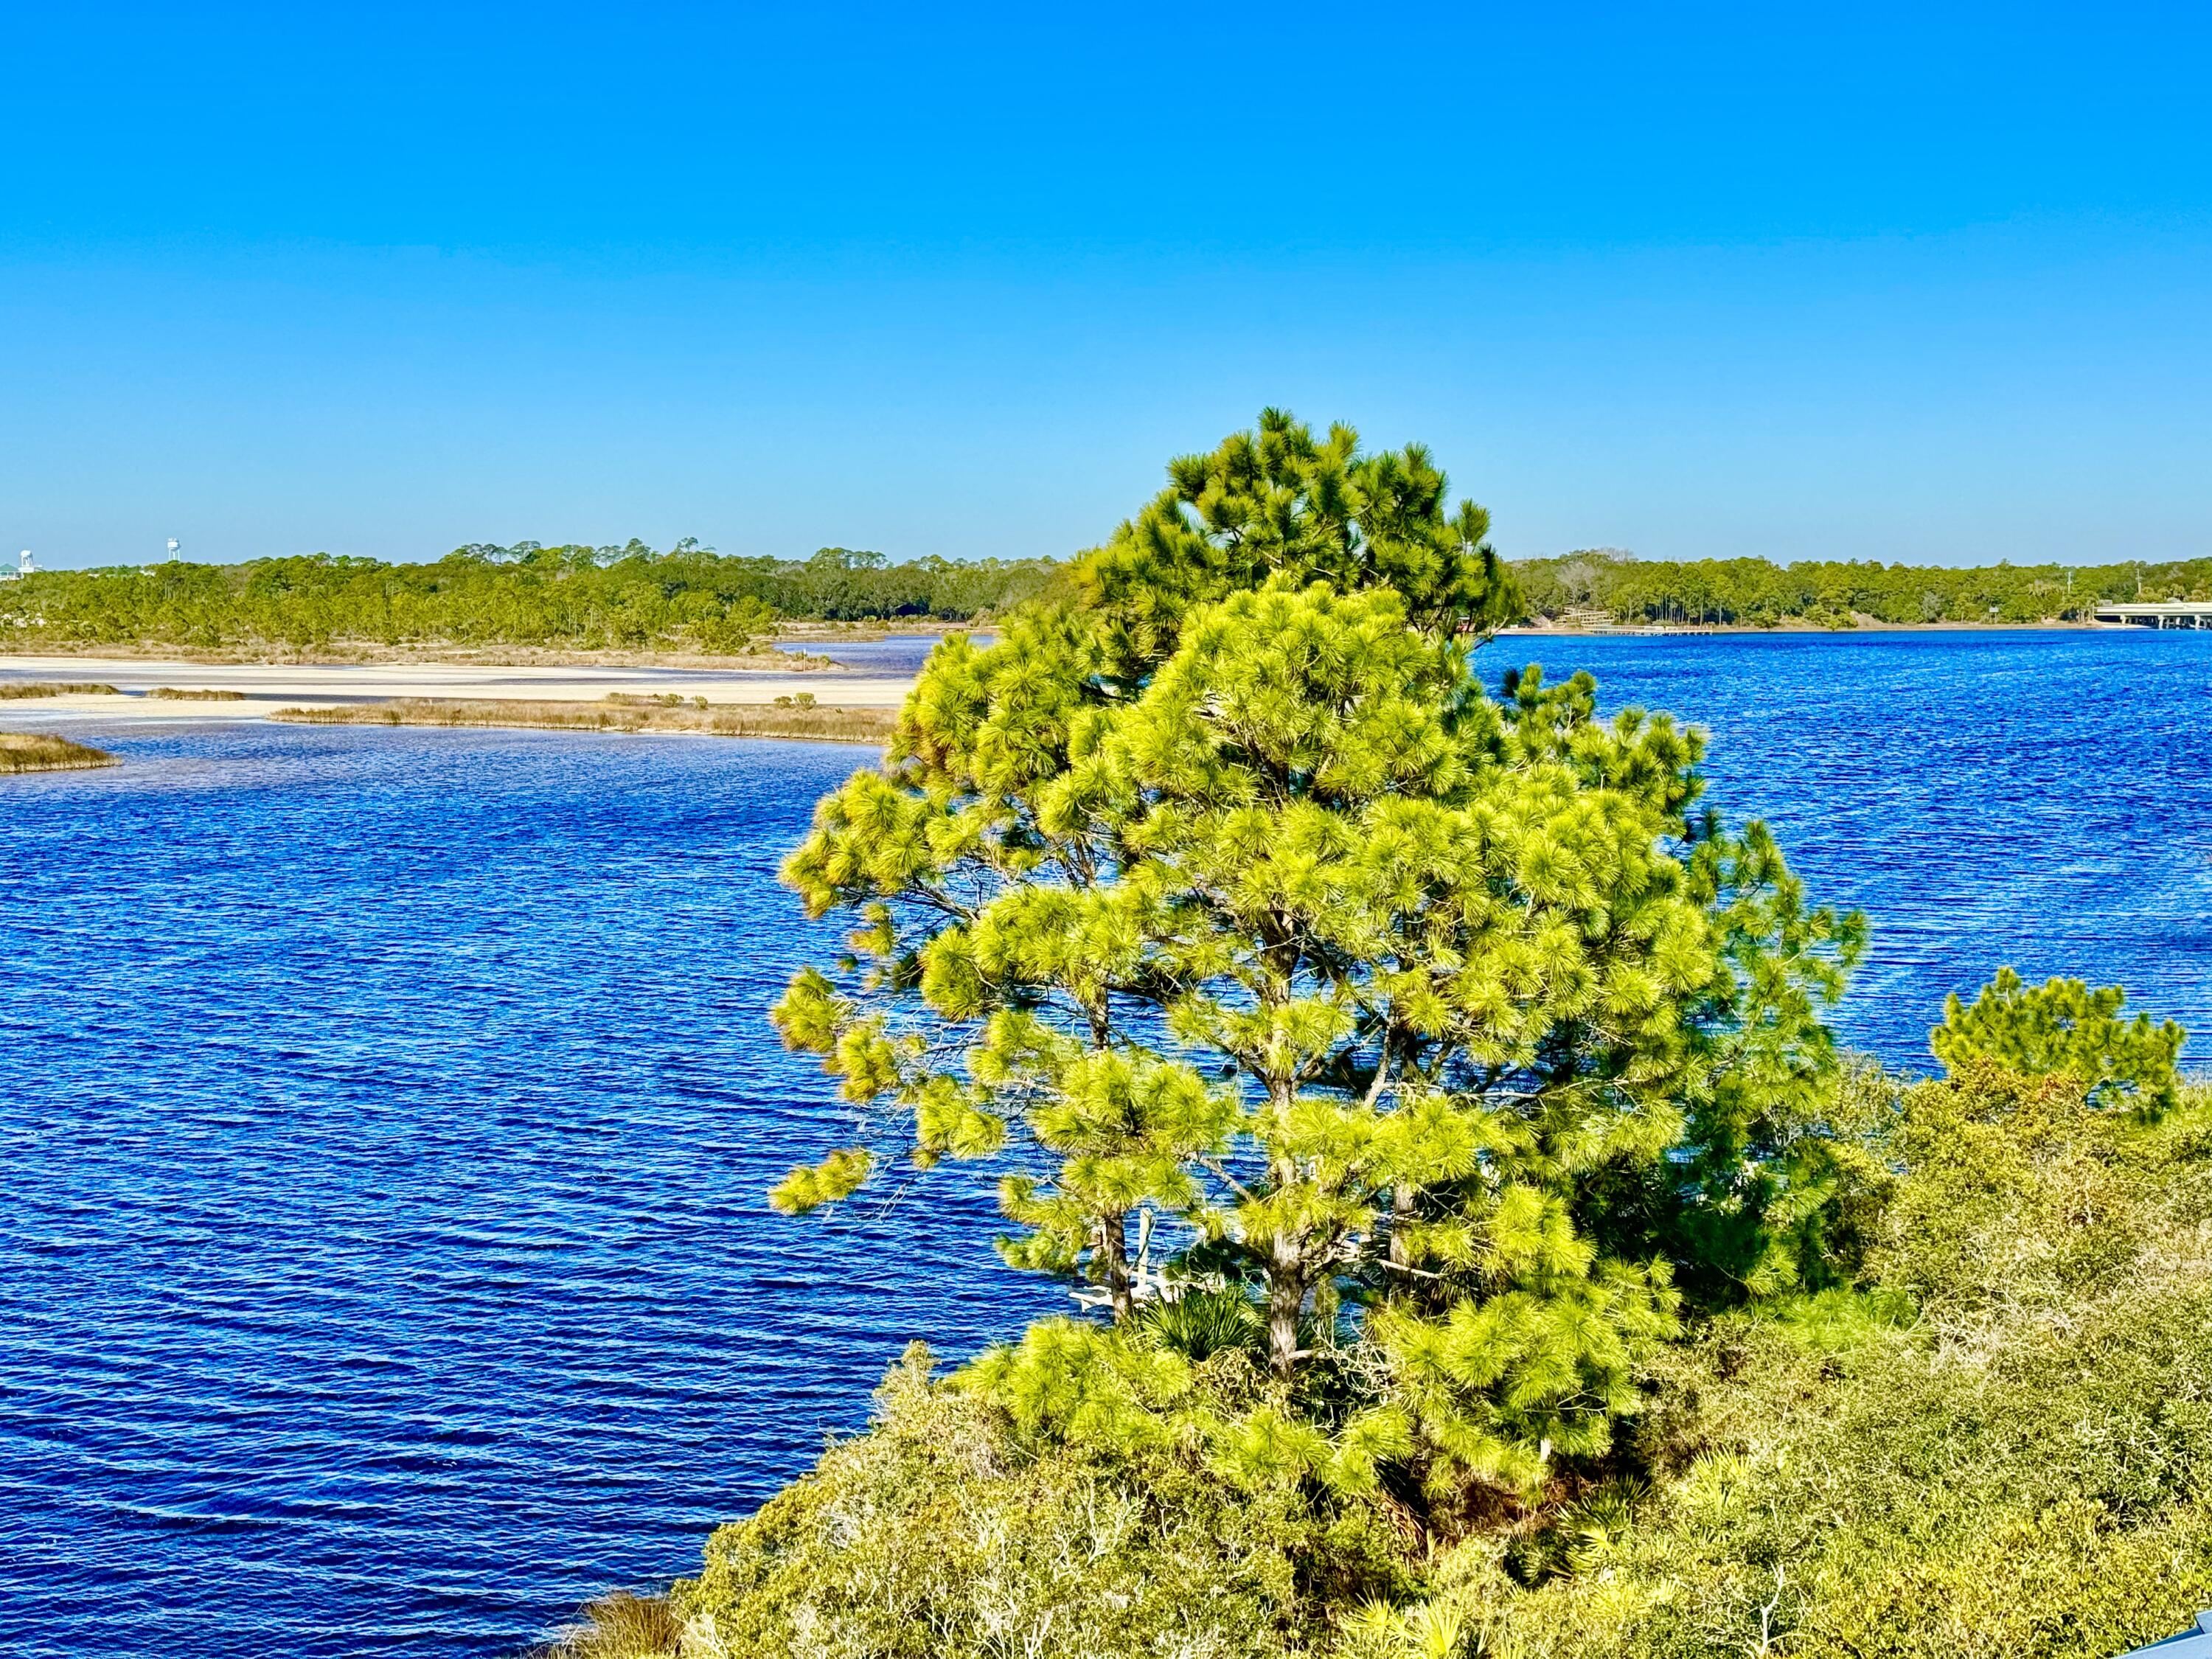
left=1266, top=1239, right=1304, bottom=1378
left=1097, top=1211, right=1132, bottom=1324
left=1388, top=1180, right=1413, bottom=1268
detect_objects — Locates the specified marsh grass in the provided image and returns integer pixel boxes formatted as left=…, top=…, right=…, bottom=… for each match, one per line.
left=537, top=1590, right=681, bottom=1659
left=0, top=681, right=121, bottom=698
left=271, top=697, right=895, bottom=743
left=0, top=731, right=119, bottom=773
left=146, top=686, right=249, bottom=700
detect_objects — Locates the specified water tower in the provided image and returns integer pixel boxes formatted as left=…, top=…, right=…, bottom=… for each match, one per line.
left=167, top=538, right=180, bottom=563
left=16, top=549, right=31, bottom=578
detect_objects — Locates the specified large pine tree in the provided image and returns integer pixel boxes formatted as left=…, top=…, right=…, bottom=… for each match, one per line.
left=769, top=411, right=1860, bottom=1495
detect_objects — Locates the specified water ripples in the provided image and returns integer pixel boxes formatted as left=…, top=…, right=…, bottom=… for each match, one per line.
left=2, top=630, right=2208, bottom=1657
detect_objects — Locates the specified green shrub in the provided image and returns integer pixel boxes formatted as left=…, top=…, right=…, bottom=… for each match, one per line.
left=1933, top=968, right=2184, bottom=1116
left=1407, top=1068, right=2212, bottom=1659
left=538, top=1590, right=681, bottom=1659
left=670, top=1343, right=1412, bottom=1659
left=560, top=1070, right=2212, bottom=1659
left=1141, top=1287, right=1265, bottom=1363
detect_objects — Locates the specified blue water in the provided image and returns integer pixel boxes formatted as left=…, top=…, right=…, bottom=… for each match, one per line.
left=1470, top=630, right=2212, bottom=1057
left=2, top=630, right=2208, bottom=1658
left=775, top=631, right=991, bottom=674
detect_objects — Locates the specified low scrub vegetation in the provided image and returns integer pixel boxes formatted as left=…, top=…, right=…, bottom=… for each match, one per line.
left=145, top=686, right=248, bottom=700
left=0, top=731, right=118, bottom=773
left=271, top=697, right=895, bottom=743
left=554, top=1061, right=2212, bottom=1659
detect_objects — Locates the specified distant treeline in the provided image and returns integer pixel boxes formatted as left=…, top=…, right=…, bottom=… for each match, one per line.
left=1517, top=549, right=2212, bottom=627
left=0, top=541, right=1063, bottom=654
left=10, top=539, right=2210, bottom=653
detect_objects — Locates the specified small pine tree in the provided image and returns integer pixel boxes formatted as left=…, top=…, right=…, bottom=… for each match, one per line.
left=1932, top=967, right=2185, bottom=1116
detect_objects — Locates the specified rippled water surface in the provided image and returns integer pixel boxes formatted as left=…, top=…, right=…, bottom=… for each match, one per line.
left=3, top=630, right=2208, bottom=1658
left=775, top=630, right=991, bottom=674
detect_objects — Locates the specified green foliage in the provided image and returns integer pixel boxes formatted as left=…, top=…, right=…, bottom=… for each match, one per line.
left=767, top=1147, right=873, bottom=1214
left=0, top=540, right=1057, bottom=654
left=1870, top=1057, right=2194, bottom=1324
left=1074, top=408, right=1520, bottom=682
left=580, top=1070, right=2212, bottom=1659
left=547, top=414, right=2212, bottom=1657
left=771, top=411, right=1861, bottom=1511
left=18, top=532, right=2211, bottom=655
left=1933, top=967, right=2185, bottom=1116
left=1515, top=548, right=2212, bottom=627
left=1141, top=1287, right=1264, bottom=1361
left=1416, top=1068, right=2212, bottom=1659
left=669, top=1343, right=1402, bottom=1659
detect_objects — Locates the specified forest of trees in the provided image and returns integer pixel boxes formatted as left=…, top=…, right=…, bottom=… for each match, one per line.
left=0, top=541, right=1062, bottom=655
left=1517, top=548, right=2212, bottom=627
left=7, top=533, right=2209, bottom=656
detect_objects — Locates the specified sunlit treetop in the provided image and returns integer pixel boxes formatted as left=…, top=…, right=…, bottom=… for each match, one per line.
left=1073, top=408, right=1520, bottom=686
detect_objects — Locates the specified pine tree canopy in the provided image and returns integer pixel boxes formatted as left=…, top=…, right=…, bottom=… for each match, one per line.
left=1074, top=407, right=1521, bottom=686
left=1933, top=967, right=2184, bottom=1117
left=768, top=411, right=1863, bottom=1499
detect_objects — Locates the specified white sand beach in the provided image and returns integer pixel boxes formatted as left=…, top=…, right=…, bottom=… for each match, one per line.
left=0, top=655, right=917, bottom=721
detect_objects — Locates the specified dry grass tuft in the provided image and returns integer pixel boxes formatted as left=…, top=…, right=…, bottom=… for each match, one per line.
left=536, top=1591, right=681, bottom=1659
left=0, top=731, right=119, bottom=773
left=0, top=681, right=121, bottom=698
left=146, top=686, right=249, bottom=700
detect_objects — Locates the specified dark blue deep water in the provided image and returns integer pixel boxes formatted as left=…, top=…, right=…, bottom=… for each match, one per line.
left=2, top=630, right=2208, bottom=1658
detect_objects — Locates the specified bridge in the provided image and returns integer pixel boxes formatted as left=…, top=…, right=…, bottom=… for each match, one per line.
left=2091, top=601, right=2212, bottom=629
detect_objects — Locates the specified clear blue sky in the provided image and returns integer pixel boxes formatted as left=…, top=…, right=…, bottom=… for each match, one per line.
left=4, top=2, right=2208, bottom=570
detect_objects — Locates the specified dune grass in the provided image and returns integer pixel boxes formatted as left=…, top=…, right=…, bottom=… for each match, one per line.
left=0, top=731, right=119, bottom=773
left=269, top=696, right=895, bottom=744
left=145, top=686, right=249, bottom=700
left=0, top=681, right=121, bottom=698
left=535, top=1591, right=682, bottom=1659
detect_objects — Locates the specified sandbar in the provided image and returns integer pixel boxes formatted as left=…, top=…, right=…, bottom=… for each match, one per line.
left=0, top=655, right=917, bottom=723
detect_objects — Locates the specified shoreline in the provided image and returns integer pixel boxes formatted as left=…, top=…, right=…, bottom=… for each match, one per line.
left=0, top=622, right=2178, bottom=728
left=0, top=641, right=838, bottom=671
left=0, top=655, right=916, bottom=722
left=0, top=619, right=2130, bottom=670
left=1499, top=617, right=2121, bottom=637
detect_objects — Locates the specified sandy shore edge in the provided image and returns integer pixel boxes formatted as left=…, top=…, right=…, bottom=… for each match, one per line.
left=0, top=656, right=919, bottom=722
